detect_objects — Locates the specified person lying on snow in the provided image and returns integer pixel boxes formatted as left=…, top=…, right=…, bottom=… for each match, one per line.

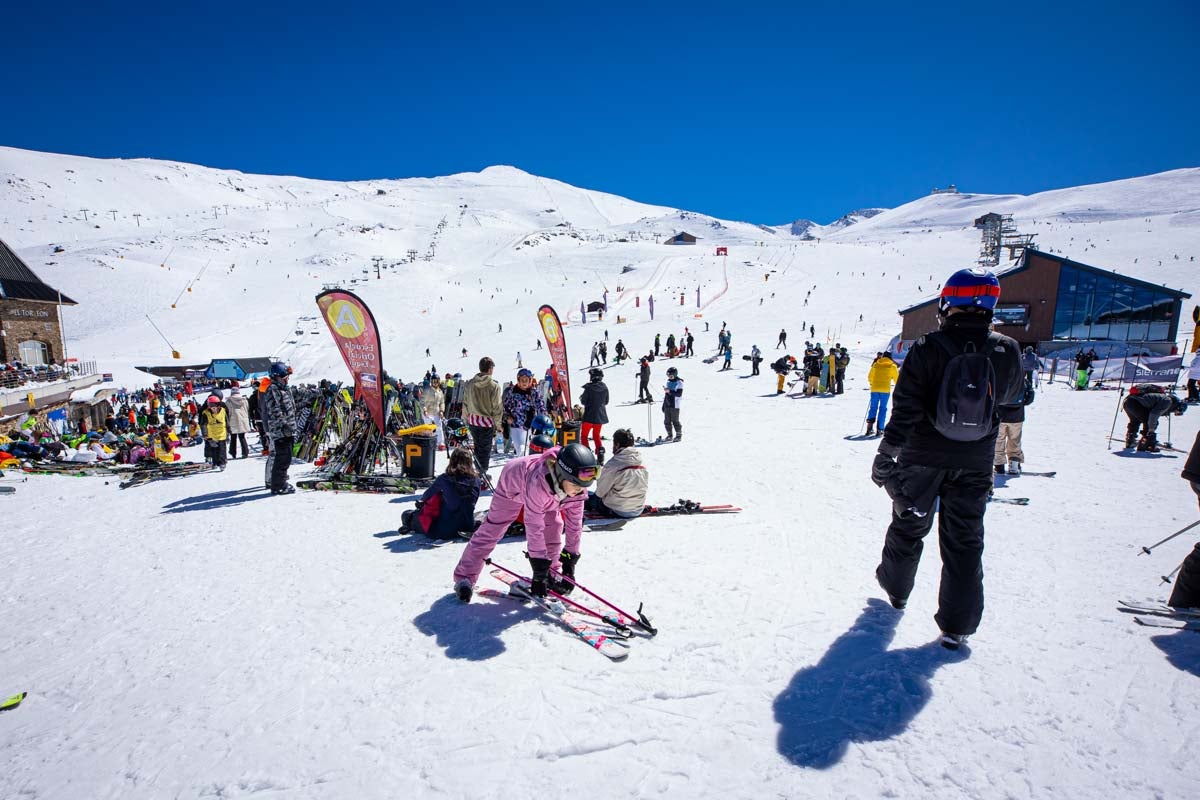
left=399, top=448, right=482, bottom=540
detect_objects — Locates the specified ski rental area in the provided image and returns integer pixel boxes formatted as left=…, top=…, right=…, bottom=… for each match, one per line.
left=1, top=146, right=1198, bottom=799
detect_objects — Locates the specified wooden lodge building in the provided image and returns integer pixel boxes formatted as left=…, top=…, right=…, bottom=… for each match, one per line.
left=0, top=238, right=77, bottom=365
left=898, top=250, right=1192, bottom=354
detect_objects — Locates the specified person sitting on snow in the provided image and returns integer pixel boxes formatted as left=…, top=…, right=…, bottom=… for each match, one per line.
left=400, top=448, right=482, bottom=540
left=584, top=429, right=649, bottom=519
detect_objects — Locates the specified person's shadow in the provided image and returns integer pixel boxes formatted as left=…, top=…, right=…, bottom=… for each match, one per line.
left=773, top=599, right=968, bottom=769
left=160, top=487, right=268, bottom=514
left=413, top=592, right=541, bottom=661
left=1151, top=631, right=1200, bottom=677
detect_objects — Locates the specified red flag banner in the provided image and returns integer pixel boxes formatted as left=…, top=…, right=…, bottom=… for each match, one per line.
left=537, top=304, right=573, bottom=421
left=316, top=289, right=386, bottom=433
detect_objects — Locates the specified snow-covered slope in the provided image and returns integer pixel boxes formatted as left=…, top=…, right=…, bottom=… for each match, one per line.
left=1, top=147, right=1199, bottom=799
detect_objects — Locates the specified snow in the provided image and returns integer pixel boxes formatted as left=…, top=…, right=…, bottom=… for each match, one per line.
left=1, top=147, right=1198, bottom=798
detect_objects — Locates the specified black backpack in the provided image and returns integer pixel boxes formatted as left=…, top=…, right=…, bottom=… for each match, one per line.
left=928, top=333, right=998, bottom=442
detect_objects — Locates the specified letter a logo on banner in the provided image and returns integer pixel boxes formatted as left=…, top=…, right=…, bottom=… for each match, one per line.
left=316, top=289, right=386, bottom=434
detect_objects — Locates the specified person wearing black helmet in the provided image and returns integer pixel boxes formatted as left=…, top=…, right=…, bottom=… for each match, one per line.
left=1122, top=385, right=1186, bottom=452
left=871, top=268, right=1022, bottom=650
left=663, top=367, right=683, bottom=441
left=452, top=443, right=597, bottom=602
left=263, top=362, right=297, bottom=494
left=580, top=367, right=610, bottom=463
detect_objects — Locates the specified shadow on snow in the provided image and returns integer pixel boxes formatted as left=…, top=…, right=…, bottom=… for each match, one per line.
left=1151, top=631, right=1200, bottom=678
left=160, top=486, right=269, bottom=514
left=413, top=592, right=541, bottom=661
left=773, top=598, right=968, bottom=769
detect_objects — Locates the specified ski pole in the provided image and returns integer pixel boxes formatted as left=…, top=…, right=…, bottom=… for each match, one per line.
left=1159, top=560, right=1185, bottom=585
left=544, top=566, right=657, bottom=636
left=1139, top=519, right=1200, bottom=555
left=486, top=558, right=634, bottom=634
left=1107, top=388, right=1125, bottom=451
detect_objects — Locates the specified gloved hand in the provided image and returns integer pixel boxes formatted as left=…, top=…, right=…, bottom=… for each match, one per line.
left=871, top=440, right=901, bottom=488
left=527, top=557, right=552, bottom=598
left=553, top=551, right=581, bottom=594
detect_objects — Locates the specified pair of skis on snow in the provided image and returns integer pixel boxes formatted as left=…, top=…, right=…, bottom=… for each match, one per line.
left=1117, top=600, right=1200, bottom=631
left=478, top=558, right=658, bottom=660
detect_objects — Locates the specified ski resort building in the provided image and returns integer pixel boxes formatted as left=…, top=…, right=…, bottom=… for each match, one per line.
left=0, top=237, right=77, bottom=366
left=664, top=232, right=698, bottom=245
left=898, top=249, right=1191, bottom=354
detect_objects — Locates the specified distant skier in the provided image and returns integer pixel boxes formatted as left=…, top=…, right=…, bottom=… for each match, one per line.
left=750, top=345, right=762, bottom=376
left=662, top=367, right=683, bottom=441
left=638, top=357, right=652, bottom=403
left=777, top=329, right=787, bottom=349
left=865, top=352, right=898, bottom=436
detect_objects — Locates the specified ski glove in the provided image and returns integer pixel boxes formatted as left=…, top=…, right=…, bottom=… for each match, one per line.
left=558, top=550, right=581, bottom=580
left=527, top=557, right=553, bottom=598
left=871, top=440, right=901, bottom=488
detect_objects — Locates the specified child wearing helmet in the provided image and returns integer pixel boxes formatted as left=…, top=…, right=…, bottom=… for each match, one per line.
left=452, top=443, right=597, bottom=602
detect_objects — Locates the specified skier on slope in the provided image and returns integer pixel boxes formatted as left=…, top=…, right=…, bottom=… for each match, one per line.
left=771, top=354, right=796, bottom=394
left=638, top=357, right=653, bottom=403
left=579, top=367, right=610, bottom=463
left=865, top=352, right=899, bottom=437
left=870, top=268, right=1022, bottom=650
left=1122, top=385, right=1186, bottom=452
left=662, top=367, right=683, bottom=441
left=452, top=443, right=598, bottom=602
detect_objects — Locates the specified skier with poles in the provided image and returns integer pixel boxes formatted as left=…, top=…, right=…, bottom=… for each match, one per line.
left=452, top=443, right=598, bottom=603
left=870, top=268, right=1022, bottom=650
left=1121, top=385, right=1185, bottom=451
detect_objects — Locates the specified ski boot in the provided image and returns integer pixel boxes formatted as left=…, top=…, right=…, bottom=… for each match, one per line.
left=939, top=632, right=968, bottom=651
left=1137, top=434, right=1160, bottom=453
left=1008, top=462, right=1021, bottom=476
left=865, top=420, right=874, bottom=437
left=271, top=483, right=296, bottom=495
left=454, top=579, right=474, bottom=603
left=1125, top=433, right=1137, bottom=448
left=994, top=464, right=1006, bottom=475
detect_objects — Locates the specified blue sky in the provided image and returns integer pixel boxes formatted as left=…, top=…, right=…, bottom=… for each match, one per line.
left=4, top=1, right=1198, bottom=223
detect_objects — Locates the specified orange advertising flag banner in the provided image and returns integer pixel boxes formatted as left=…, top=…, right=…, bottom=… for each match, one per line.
left=316, top=289, right=386, bottom=433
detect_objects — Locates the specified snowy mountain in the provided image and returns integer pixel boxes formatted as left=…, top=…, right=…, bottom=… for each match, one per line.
left=784, top=208, right=888, bottom=240
left=2, top=147, right=1199, bottom=799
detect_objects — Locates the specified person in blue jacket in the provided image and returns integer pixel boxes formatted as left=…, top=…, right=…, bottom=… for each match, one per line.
left=400, top=448, right=482, bottom=540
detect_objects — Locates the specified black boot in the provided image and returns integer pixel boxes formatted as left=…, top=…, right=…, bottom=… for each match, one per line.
left=865, top=420, right=874, bottom=437
left=994, top=464, right=1006, bottom=475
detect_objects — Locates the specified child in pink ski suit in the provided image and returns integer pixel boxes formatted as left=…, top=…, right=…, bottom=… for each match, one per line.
left=453, top=445, right=592, bottom=596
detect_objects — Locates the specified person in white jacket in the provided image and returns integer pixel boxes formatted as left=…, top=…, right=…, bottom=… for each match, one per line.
left=584, top=429, right=649, bottom=518
left=225, top=384, right=252, bottom=459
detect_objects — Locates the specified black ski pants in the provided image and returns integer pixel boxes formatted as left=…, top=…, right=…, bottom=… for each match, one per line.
left=470, top=425, right=495, bottom=474
left=1123, top=397, right=1163, bottom=440
left=1168, top=542, right=1200, bottom=608
left=876, top=465, right=992, bottom=636
left=663, top=405, right=681, bottom=438
left=834, top=370, right=845, bottom=394
left=229, top=432, right=248, bottom=459
left=270, top=436, right=293, bottom=490
left=639, top=381, right=652, bottom=402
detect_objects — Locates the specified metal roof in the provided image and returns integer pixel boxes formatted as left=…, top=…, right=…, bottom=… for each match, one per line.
left=0, top=238, right=78, bottom=304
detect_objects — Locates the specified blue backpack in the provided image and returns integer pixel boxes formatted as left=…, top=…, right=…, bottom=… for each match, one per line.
left=928, top=333, right=998, bottom=442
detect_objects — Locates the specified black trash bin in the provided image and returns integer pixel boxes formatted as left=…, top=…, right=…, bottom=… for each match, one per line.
left=401, top=433, right=437, bottom=480
left=556, top=420, right=581, bottom=448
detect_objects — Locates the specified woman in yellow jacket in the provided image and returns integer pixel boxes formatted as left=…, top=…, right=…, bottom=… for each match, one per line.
left=865, top=352, right=899, bottom=437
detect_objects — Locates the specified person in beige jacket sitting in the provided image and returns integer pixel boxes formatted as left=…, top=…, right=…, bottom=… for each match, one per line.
left=584, top=429, right=649, bottom=519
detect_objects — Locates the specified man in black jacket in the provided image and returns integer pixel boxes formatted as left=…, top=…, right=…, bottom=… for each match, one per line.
left=871, top=268, right=1022, bottom=650
left=1168, top=432, right=1200, bottom=607
left=638, top=357, right=652, bottom=403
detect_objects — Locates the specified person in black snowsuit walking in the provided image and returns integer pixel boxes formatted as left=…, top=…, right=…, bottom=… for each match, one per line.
left=638, top=357, right=652, bottom=403
left=1167, top=431, right=1200, bottom=607
left=777, top=329, right=787, bottom=349
left=685, top=333, right=694, bottom=357
left=871, top=269, right=1022, bottom=650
